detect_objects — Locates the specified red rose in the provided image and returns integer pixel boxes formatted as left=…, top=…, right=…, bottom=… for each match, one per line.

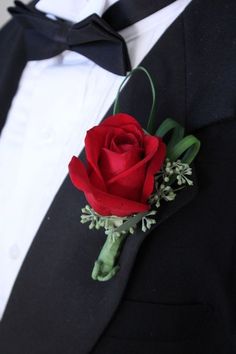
left=69, top=114, right=166, bottom=217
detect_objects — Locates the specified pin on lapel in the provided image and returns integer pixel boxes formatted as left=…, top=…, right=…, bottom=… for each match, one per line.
left=68, top=67, right=201, bottom=282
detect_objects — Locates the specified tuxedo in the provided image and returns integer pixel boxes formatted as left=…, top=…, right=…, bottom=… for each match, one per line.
left=0, top=0, right=236, bottom=353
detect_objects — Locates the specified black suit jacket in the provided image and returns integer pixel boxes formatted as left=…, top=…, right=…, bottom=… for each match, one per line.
left=0, top=0, right=236, bottom=353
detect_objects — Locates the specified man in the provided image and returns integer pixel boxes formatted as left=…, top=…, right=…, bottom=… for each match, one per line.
left=0, top=0, right=235, bottom=353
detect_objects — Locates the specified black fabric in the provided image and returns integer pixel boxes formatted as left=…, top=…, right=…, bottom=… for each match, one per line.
left=0, top=0, right=236, bottom=353
left=103, top=0, right=177, bottom=31
left=8, top=1, right=131, bottom=76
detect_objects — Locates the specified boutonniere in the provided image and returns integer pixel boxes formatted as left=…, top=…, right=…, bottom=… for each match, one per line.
left=68, top=67, right=201, bottom=281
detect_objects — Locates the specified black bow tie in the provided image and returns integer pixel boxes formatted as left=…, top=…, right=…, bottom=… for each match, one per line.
left=8, top=1, right=131, bottom=76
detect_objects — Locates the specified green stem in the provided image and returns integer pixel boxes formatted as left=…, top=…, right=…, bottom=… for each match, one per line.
left=113, top=66, right=157, bottom=134
left=91, top=234, right=127, bottom=281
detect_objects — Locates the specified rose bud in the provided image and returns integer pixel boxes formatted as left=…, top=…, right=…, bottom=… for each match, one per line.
left=69, top=114, right=166, bottom=217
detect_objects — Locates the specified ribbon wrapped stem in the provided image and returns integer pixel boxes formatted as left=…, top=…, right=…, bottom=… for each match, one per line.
left=91, top=234, right=127, bottom=281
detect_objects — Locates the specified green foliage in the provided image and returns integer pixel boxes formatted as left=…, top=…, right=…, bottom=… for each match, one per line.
left=81, top=158, right=193, bottom=240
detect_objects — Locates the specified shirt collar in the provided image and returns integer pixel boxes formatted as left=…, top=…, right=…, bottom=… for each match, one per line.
left=35, top=0, right=119, bottom=23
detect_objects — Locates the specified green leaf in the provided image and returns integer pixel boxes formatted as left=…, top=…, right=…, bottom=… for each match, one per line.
left=110, top=211, right=149, bottom=235
left=168, top=135, right=201, bottom=165
left=155, top=118, right=185, bottom=151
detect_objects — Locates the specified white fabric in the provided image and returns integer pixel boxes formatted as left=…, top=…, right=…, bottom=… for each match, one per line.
left=36, top=0, right=119, bottom=23
left=0, top=0, right=192, bottom=320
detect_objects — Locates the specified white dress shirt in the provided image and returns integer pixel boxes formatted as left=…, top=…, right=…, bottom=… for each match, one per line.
left=0, top=0, right=192, bottom=320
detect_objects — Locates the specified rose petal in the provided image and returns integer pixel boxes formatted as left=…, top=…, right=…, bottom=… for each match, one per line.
left=85, top=122, right=144, bottom=190
left=99, top=147, right=143, bottom=180
left=100, top=113, right=143, bottom=130
left=111, top=132, right=142, bottom=153
left=141, top=138, right=166, bottom=202
left=68, top=156, right=91, bottom=192
left=85, top=128, right=107, bottom=188
left=107, top=167, right=145, bottom=201
left=69, top=156, right=149, bottom=216
left=107, top=135, right=159, bottom=185
left=85, top=126, right=114, bottom=190
left=85, top=187, right=150, bottom=216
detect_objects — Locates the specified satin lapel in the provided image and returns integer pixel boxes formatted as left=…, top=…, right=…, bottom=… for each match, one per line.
left=0, top=2, right=198, bottom=353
